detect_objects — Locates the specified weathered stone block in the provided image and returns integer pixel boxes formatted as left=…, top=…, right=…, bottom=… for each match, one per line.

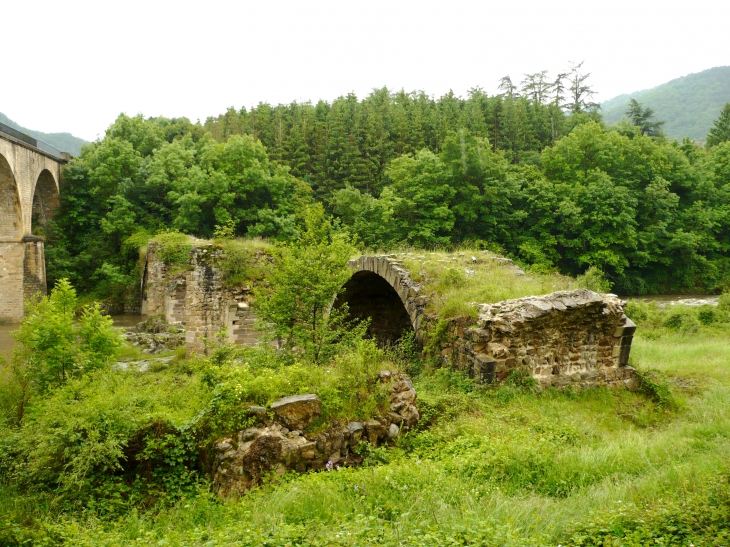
left=271, top=394, right=322, bottom=430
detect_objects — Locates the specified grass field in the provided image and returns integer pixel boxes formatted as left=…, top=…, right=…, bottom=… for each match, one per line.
left=9, top=328, right=724, bottom=547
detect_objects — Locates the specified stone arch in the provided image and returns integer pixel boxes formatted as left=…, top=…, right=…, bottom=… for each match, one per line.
left=0, top=152, right=23, bottom=241
left=334, top=256, right=430, bottom=345
left=31, top=169, right=60, bottom=235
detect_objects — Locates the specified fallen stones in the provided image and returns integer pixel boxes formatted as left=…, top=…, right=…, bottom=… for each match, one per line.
left=213, top=371, right=419, bottom=497
left=123, top=315, right=186, bottom=354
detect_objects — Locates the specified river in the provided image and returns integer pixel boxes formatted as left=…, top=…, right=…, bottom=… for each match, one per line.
left=0, top=315, right=147, bottom=362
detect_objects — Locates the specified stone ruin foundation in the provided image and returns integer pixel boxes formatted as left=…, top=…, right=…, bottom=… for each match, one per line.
left=141, top=245, right=636, bottom=389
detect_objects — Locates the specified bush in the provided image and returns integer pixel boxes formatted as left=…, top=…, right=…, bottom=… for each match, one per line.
left=697, top=304, right=717, bottom=325
left=12, top=279, right=122, bottom=393
left=151, top=231, right=193, bottom=268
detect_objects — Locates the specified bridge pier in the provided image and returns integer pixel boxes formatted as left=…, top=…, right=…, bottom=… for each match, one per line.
left=0, top=237, right=46, bottom=323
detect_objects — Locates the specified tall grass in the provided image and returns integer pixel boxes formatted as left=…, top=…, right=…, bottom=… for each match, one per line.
left=30, top=330, right=730, bottom=546
left=395, top=250, right=590, bottom=317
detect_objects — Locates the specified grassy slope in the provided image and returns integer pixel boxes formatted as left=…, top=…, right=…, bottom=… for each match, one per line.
left=34, top=329, right=730, bottom=546
left=601, top=65, right=730, bottom=141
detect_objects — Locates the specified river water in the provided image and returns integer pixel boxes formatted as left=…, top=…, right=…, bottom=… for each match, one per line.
left=0, top=315, right=147, bottom=362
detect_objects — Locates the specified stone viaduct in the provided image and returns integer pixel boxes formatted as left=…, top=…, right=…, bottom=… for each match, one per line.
left=143, top=245, right=637, bottom=389
left=0, top=124, right=70, bottom=322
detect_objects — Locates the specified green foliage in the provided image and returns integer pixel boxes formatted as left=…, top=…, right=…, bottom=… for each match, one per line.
left=706, top=102, right=730, bottom=147
left=625, top=98, right=665, bottom=137
left=625, top=299, right=730, bottom=339
left=3, top=326, right=730, bottom=545
left=11, top=279, right=122, bottom=393
left=46, top=114, right=311, bottom=304
left=150, top=231, right=193, bottom=267
left=216, top=238, right=273, bottom=288
left=635, top=369, right=677, bottom=410
left=256, top=205, right=359, bottom=364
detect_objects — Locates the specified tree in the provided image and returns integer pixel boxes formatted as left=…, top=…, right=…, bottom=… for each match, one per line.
left=521, top=71, right=551, bottom=104
left=707, top=103, right=730, bottom=147
left=625, top=98, right=665, bottom=137
left=256, top=205, right=358, bottom=364
left=498, top=76, right=519, bottom=99
left=11, top=279, right=121, bottom=392
left=566, top=62, right=598, bottom=114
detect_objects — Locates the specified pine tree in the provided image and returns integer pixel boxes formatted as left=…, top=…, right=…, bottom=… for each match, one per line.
left=707, top=103, right=730, bottom=147
left=625, top=99, right=665, bottom=137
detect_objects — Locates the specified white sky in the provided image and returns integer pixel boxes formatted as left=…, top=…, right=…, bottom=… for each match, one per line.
left=3, top=0, right=729, bottom=142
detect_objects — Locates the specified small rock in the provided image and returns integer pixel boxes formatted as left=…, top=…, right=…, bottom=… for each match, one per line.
left=240, top=428, right=261, bottom=442
left=247, top=406, right=268, bottom=420
left=388, top=423, right=399, bottom=439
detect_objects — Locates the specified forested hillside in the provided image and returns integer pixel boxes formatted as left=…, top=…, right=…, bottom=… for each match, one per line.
left=0, top=112, right=87, bottom=156
left=601, top=66, right=730, bottom=141
left=44, top=72, right=730, bottom=306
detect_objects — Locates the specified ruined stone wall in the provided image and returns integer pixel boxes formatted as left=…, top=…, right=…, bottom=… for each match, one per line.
left=143, top=248, right=636, bottom=388
left=141, top=242, right=187, bottom=322
left=143, top=243, right=261, bottom=354
left=346, top=255, right=636, bottom=389
left=432, top=290, right=636, bottom=389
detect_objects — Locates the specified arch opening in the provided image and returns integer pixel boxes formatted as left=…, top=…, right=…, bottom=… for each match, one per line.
left=31, top=169, right=60, bottom=236
left=0, top=154, right=22, bottom=240
left=334, top=270, right=414, bottom=347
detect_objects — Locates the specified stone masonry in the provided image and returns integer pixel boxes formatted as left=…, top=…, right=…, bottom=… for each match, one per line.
left=213, top=371, right=419, bottom=496
left=0, top=131, right=67, bottom=322
left=142, top=248, right=636, bottom=388
left=344, top=256, right=636, bottom=389
left=143, top=242, right=261, bottom=354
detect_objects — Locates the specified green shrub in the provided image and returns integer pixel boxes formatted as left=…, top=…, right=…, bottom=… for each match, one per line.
left=11, top=280, right=122, bottom=393
left=697, top=304, right=717, bottom=325
left=719, top=290, right=730, bottom=311
left=151, top=231, right=193, bottom=268
left=624, top=300, right=649, bottom=323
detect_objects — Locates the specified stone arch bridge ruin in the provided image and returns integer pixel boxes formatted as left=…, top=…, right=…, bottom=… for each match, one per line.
left=143, top=244, right=636, bottom=389
left=0, top=125, right=70, bottom=322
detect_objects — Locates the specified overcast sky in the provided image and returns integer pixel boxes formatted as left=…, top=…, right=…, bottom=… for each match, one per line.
left=4, top=0, right=729, bottom=141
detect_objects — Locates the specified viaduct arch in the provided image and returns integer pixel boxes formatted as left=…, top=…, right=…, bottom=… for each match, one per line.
left=0, top=125, right=68, bottom=322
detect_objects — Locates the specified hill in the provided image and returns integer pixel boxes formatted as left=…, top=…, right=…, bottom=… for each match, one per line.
left=601, top=66, right=730, bottom=141
left=0, top=112, right=87, bottom=156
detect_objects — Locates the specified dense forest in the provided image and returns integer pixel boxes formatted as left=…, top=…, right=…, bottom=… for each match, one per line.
left=601, top=65, right=730, bottom=141
left=44, top=67, right=730, bottom=305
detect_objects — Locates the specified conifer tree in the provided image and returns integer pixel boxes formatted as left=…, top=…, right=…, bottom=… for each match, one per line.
left=707, top=103, right=730, bottom=147
left=625, top=99, right=665, bottom=137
